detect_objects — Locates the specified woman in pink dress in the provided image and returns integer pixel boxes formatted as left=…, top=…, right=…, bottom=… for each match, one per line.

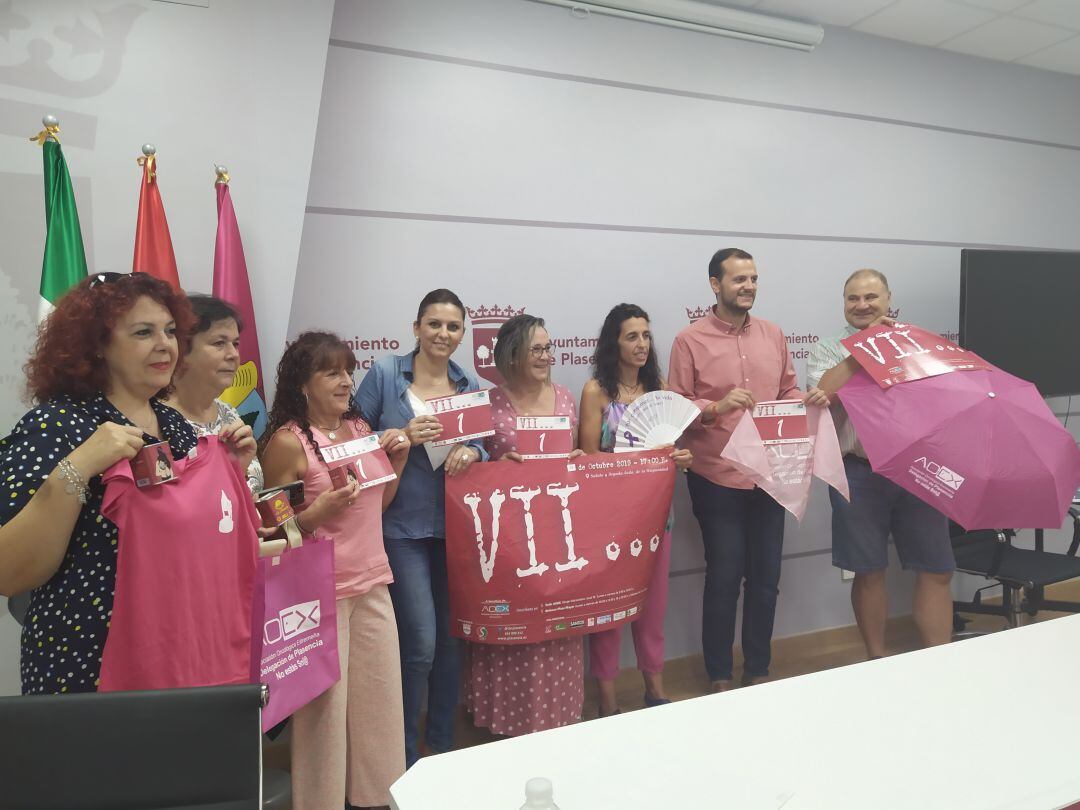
left=463, top=314, right=585, bottom=736
left=579, top=303, right=692, bottom=717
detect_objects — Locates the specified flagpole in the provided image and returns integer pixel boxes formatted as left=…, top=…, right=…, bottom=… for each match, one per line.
left=32, top=114, right=89, bottom=320
left=212, top=165, right=269, bottom=437
left=132, top=142, right=181, bottom=290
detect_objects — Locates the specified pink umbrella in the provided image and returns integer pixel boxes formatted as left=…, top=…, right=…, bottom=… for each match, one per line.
left=838, top=366, right=1080, bottom=530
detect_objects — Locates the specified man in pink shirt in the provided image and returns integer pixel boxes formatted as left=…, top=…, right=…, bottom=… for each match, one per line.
left=669, top=248, right=828, bottom=692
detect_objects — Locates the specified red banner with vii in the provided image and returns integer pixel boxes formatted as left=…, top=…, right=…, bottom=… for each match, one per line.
left=445, top=451, right=675, bottom=644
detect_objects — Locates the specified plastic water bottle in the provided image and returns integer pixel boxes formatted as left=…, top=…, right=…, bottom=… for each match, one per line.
left=520, top=776, right=560, bottom=809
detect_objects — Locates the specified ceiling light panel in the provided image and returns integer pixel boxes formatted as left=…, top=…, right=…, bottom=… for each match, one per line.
left=754, top=0, right=895, bottom=27
left=853, top=0, right=996, bottom=46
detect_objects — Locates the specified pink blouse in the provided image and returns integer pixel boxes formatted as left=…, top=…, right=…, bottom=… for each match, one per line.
left=283, top=418, right=393, bottom=598
left=485, top=384, right=578, bottom=460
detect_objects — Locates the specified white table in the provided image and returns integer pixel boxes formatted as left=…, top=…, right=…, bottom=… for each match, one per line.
left=391, top=614, right=1080, bottom=809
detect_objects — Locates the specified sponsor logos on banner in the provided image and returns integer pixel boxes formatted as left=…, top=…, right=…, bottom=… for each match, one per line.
left=446, top=451, right=675, bottom=644
left=909, top=456, right=966, bottom=498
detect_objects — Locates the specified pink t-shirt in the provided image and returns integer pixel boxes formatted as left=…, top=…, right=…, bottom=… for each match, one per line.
left=485, top=384, right=578, bottom=461
left=99, top=435, right=259, bottom=692
left=284, top=418, right=393, bottom=598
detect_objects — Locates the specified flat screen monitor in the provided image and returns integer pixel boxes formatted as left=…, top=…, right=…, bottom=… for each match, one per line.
left=959, top=249, right=1080, bottom=398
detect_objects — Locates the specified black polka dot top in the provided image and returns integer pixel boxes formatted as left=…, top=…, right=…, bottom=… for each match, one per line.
left=0, top=394, right=197, bottom=694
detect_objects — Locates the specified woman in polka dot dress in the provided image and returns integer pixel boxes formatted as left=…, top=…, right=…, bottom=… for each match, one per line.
left=0, top=273, right=257, bottom=695
left=463, top=313, right=586, bottom=736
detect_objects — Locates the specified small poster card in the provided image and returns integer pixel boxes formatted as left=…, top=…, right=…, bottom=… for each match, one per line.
left=427, top=390, right=495, bottom=447
left=752, top=400, right=809, bottom=445
left=840, top=322, right=990, bottom=388
left=255, top=489, right=295, bottom=528
left=131, top=441, right=179, bottom=488
left=320, top=434, right=397, bottom=491
left=515, top=416, right=573, bottom=459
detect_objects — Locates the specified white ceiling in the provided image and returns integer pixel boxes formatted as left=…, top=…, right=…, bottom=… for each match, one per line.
left=701, top=0, right=1080, bottom=75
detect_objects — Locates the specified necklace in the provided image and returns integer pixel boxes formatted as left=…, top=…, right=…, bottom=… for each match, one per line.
left=312, top=419, right=344, bottom=440
left=618, top=380, right=642, bottom=399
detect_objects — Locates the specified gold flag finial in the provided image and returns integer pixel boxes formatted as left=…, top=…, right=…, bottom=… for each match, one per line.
left=214, top=164, right=230, bottom=185
left=30, top=115, right=60, bottom=146
left=137, top=143, right=157, bottom=182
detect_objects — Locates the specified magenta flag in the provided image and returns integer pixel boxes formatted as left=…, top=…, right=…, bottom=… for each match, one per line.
left=213, top=181, right=267, bottom=438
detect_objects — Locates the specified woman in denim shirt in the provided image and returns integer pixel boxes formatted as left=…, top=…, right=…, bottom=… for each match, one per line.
left=355, top=288, right=486, bottom=768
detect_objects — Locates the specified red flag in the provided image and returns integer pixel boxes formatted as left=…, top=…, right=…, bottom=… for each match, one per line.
left=213, top=176, right=268, bottom=437
left=132, top=154, right=180, bottom=290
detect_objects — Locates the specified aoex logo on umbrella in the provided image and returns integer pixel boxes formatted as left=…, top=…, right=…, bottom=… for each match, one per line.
left=911, top=456, right=966, bottom=494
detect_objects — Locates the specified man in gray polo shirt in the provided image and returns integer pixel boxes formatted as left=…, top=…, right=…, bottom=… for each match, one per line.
left=807, top=269, right=954, bottom=659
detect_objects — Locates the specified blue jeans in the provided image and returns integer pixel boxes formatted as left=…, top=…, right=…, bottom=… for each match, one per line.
left=384, top=537, right=459, bottom=768
left=687, top=473, right=786, bottom=682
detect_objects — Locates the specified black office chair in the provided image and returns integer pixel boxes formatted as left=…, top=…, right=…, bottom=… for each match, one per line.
left=951, top=508, right=1080, bottom=633
left=1, top=596, right=291, bottom=810
left=0, top=683, right=267, bottom=809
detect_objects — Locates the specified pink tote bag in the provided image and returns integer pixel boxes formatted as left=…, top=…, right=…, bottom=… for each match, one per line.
left=250, top=529, right=341, bottom=731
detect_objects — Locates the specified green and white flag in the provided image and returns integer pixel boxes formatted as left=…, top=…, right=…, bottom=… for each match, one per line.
left=36, top=135, right=88, bottom=320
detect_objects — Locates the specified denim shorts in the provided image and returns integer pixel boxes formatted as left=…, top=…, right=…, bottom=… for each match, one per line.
left=829, top=455, right=955, bottom=574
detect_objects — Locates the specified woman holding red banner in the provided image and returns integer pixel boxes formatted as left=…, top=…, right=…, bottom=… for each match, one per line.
left=354, top=288, right=487, bottom=769
left=261, top=331, right=411, bottom=809
left=463, top=313, right=587, bottom=736
left=579, top=303, right=693, bottom=717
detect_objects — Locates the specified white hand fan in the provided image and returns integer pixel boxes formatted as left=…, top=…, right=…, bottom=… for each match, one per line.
left=614, top=391, right=700, bottom=452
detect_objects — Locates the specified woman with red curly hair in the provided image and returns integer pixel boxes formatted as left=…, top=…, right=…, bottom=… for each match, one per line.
left=0, top=272, right=256, bottom=694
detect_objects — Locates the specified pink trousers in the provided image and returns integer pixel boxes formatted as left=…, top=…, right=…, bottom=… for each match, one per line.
left=588, top=525, right=672, bottom=680
left=291, top=585, right=405, bottom=809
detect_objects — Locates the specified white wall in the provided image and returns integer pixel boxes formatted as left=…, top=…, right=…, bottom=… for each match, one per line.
left=3, top=0, right=1078, bottom=693
left=0, top=0, right=334, bottom=696
left=290, top=0, right=1080, bottom=668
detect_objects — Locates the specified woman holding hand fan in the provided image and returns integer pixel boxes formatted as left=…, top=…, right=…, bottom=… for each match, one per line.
left=579, top=303, right=693, bottom=717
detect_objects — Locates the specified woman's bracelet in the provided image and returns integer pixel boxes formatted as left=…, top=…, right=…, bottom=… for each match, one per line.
left=56, top=458, right=89, bottom=505
left=293, top=512, right=313, bottom=535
